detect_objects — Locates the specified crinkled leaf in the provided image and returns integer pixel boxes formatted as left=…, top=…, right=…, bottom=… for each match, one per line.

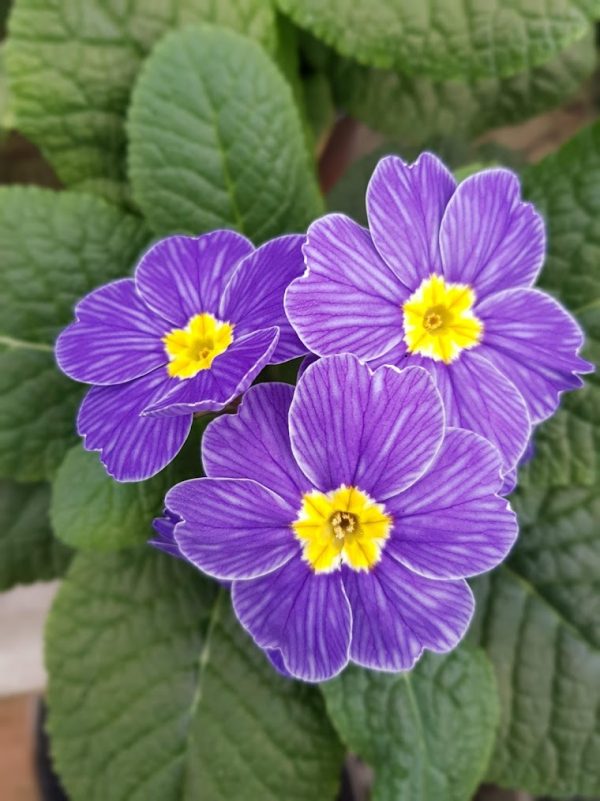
left=0, top=478, right=71, bottom=590
left=46, top=548, right=344, bottom=801
left=469, top=120, right=600, bottom=797
left=0, top=187, right=149, bottom=480
left=275, top=0, right=598, bottom=79
left=321, top=646, right=499, bottom=801
left=331, top=32, right=596, bottom=144
left=5, top=0, right=277, bottom=201
left=128, top=25, right=323, bottom=242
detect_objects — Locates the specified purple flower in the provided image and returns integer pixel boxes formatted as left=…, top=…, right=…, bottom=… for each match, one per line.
left=285, top=154, right=593, bottom=474
left=56, top=231, right=307, bottom=482
left=164, top=353, right=518, bottom=682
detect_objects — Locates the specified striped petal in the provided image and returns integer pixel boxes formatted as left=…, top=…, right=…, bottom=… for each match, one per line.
left=56, top=279, right=167, bottom=386
left=285, top=214, right=406, bottom=361
left=78, top=369, right=191, bottom=482
left=386, top=428, right=517, bottom=579
left=232, top=556, right=351, bottom=682
left=168, top=478, right=297, bottom=581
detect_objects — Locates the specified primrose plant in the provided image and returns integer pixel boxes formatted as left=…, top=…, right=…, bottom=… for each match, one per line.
left=2, top=2, right=599, bottom=800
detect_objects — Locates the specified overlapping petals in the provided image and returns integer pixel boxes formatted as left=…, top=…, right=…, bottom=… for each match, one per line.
left=165, top=354, right=517, bottom=682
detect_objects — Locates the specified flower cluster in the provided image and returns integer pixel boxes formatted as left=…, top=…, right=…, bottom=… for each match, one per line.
left=57, top=153, right=591, bottom=682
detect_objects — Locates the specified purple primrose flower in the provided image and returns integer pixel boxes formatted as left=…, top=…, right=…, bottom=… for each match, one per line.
left=285, top=154, right=593, bottom=474
left=56, top=231, right=307, bottom=482
left=164, top=353, right=518, bottom=682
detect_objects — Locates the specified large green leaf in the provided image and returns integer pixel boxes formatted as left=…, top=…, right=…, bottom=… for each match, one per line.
left=0, top=478, right=71, bottom=590
left=128, top=25, right=323, bottom=242
left=469, top=121, right=600, bottom=797
left=321, top=646, right=499, bottom=801
left=276, top=0, right=598, bottom=80
left=0, top=187, right=149, bottom=480
left=331, top=32, right=596, bottom=144
left=5, top=0, right=277, bottom=202
left=46, top=548, right=344, bottom=801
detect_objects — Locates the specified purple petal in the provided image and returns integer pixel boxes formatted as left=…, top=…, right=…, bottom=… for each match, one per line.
left=425, top=351, right=531, bottom=473
left=143, top=327, right=279, bottom=417
left=135, top=231, right=253, bottom=326
left=439, top=169, right=545, bottom=299
left=167, top=478, right=296, bottom=581
left=202, top=382, right=311, bottom=507
left=477, top=288, right=593, bottom=423
left=343, top=554, right=474, bottom=671
left=386, top=428, right=517, bottom=579
left=265, top=648, right=293, bottom=679
left=232, top=556, right=351, bottom=682
left=285, top=214, right=406, bottom=361
left=366, top=153, right=456, bottom=289
left=78, top=369, right=192, bottom=481
left=289, top=354, right=444, bottom=499
left=220, top=235, right=308, bottom=363
left=149, top=510, right=184, bottom=560
left=55, top=279, right=167, bottom=386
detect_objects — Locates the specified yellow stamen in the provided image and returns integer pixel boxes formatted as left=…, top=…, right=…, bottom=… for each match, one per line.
left=402, top=274, right=483, bottom=364
left=163, top=313, right=234, bottom=379
left=292, top=485, right=392, bottom=573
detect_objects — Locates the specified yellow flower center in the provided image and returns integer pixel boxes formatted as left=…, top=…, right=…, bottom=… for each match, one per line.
left=292, top=485, right=392, bottom=573
left=162, top=312, right=234, bottom=379
left=402, top=274, right=483, bottom=364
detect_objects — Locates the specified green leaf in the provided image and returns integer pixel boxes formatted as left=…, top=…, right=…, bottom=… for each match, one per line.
left=46, top=548, right=344, bottom=801
left=469, top=120, right=600, bottom=797
left=321, top=646, right=499, bottom=801
left=0, top=478, right=71, bottom=590
left=0, top=187, right=149, bottom=480
left=331, top=32, right=596, bottom=144
left=128, top=25, right=323, bottom=242
left=276, top=0, right=598, bottom=80
left=6, top=0, right=278, bottom=201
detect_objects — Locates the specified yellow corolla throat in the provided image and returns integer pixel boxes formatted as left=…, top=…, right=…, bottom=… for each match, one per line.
left=292, top=485, right=392, bottom=573
left=402, top=274, right=483, bottom=364
left=162, top=313, right=234, bottom=379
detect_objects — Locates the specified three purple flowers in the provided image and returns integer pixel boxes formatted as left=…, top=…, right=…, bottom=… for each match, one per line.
left=56, top=153, right=592, bottom=682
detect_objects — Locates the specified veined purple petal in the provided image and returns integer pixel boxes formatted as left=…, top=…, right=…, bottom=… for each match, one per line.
left=343, top=554, right=474, bottom=671
left=285, top=214, right=406, bottom=361
left=55, top=279, right=167, bottom=386
left=202, top=383, right=312, bottom=507
left=78, top=369, right=192, bottom=482
left=265, top=648, right=293, bottom=679
left=386, top=428, right=517, bottom=579
left=220, top=235, right=307, bottom=363
left=135, top=231, right=253, bottom=326
left=289, top=354, right=444, bottom=498
left=440, top=169, right=545, bottom=299
left=477, top=288, right=593, bottom=423
left=149, top=510, right=184, bottom=560
left=232, top=556, right=351, bottom=682
left=167, top=478, right=297, bottom=581
left=366, top=153, right=456, bottom=289
left=143, top=327, right=279, bottom=417
left=425, top=351, right=531, bottom=473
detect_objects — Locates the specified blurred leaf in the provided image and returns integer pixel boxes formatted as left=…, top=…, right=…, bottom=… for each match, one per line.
left=46, top=548, right=344, bottom=801
left=128, top=25, right=323, bottom=242
left=322, top=645, right=499, bottom=801
left=5, top=0, right=278, bottom=201
left=275, top=0, right=598, bottom=80
left=0, top=478, right=71, bottom=590
left=0, top=187, right=149, bottom=480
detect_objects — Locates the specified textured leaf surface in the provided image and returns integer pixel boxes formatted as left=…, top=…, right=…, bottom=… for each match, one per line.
left=331, top=33, right=596, bottom=144
left=128, top=25, right=323, bottom=242
left=321, top=646, right=499, bottom=801
left=0, top=478, right=70, bottom=590
left=0, top=187, right=149, bottom=480
left=6, top=0, right=277, bottom=200
left=276, top=0, right=598, bottom=79
left=46, top=549, right=344, bottom=801
left=469, top=120, right=600, bottom=796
